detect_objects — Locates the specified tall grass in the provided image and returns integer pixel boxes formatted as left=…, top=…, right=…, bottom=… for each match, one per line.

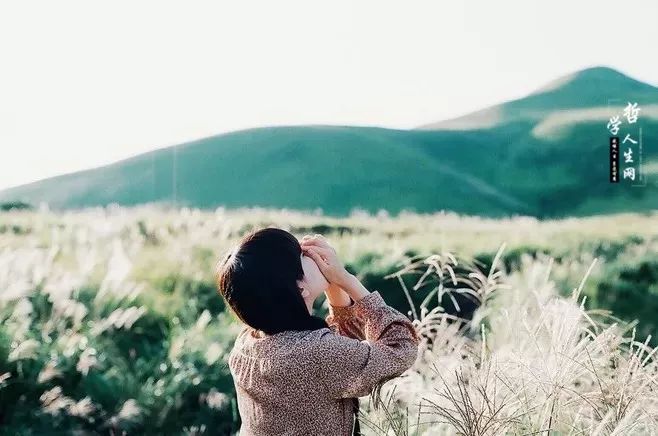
left=360, top=246, right=658, bottom=435
left=0, top=205, right=656, bottom=434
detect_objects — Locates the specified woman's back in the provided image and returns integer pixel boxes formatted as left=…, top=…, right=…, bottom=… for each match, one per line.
left=228, top=291, right=419, bottom=436
left=229, top=327, right=354, bottom=435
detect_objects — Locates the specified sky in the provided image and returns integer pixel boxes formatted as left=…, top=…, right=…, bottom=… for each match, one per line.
left=1, top=0, right=657, bottom=191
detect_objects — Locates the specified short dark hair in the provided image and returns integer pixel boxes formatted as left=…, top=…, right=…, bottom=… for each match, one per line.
left=215, top=227, right=328, bottom=334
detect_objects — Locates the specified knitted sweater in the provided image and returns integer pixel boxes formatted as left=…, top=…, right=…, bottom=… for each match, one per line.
left=227, top=291, right=420, bottom=436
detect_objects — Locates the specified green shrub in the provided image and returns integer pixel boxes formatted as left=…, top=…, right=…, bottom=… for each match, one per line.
left=592, top=253, right=658, bottom=344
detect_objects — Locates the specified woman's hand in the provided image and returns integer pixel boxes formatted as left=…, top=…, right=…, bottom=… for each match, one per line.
left=300, top=234, right=351, bottom=288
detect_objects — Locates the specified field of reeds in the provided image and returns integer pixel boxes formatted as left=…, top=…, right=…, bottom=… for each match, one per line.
left=1, top=205, right=657, bottom=434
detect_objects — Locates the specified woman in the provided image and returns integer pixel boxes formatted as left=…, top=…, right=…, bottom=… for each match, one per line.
left=215, top=227, right=419, bottom=436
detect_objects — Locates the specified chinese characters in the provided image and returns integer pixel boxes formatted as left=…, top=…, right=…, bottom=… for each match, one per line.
left=608, top=102, right=641, bottom=183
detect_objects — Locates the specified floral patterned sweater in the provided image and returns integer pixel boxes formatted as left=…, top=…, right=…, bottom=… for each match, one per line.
left=227, top=291, right=420, bottom=436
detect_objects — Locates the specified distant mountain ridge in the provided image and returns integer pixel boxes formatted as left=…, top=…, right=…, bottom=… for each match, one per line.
left=1, top=65, right=657, bottom=218
left=417, top=66, right=658, bottom=130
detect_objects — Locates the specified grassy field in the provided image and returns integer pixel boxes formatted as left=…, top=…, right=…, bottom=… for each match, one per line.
left=1, top=205, right=657, bottom=434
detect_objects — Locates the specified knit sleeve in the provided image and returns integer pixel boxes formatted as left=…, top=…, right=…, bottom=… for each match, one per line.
left=312, top=291, right=420, bottom=399
left=325, top=294, right=366, bottom=339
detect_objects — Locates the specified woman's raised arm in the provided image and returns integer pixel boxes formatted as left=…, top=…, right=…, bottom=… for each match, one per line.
left=309, top=290, right=419, bottom=399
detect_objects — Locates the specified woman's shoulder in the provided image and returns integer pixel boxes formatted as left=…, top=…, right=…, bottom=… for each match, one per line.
left=302, top=326, right=334, bottom=340
left=230, top=325, right=332, bottom=355
left=300, top=326, right=353, bottom=354
left=233, top=325, right=252, bottom=342
left=228, top=326, right=256, bottom=357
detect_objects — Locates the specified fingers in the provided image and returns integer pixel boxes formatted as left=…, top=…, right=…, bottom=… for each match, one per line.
left=300, top=239, right=331, bottom=250
left=299, top=242, right=335, bottom=253
left=301, top=233, right=327, bottom=242
left=300, top=234, right=333, bottom=251
left=304, top=246, right=328, bottom=269
left=302, top=245, right=333, bottom=260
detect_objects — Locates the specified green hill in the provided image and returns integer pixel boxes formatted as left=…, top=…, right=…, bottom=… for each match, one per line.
left=1, top=66, right=657, bottom=218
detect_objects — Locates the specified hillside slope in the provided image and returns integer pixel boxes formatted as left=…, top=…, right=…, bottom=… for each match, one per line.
left=1, top=66, right=656, bottom=218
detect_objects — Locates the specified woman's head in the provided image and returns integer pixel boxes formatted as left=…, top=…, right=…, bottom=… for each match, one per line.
left=215, top=227, right=329, bottom=334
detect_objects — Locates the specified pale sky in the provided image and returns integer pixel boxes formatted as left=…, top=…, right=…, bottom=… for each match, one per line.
left=1, top=0, right=657, bottom=191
